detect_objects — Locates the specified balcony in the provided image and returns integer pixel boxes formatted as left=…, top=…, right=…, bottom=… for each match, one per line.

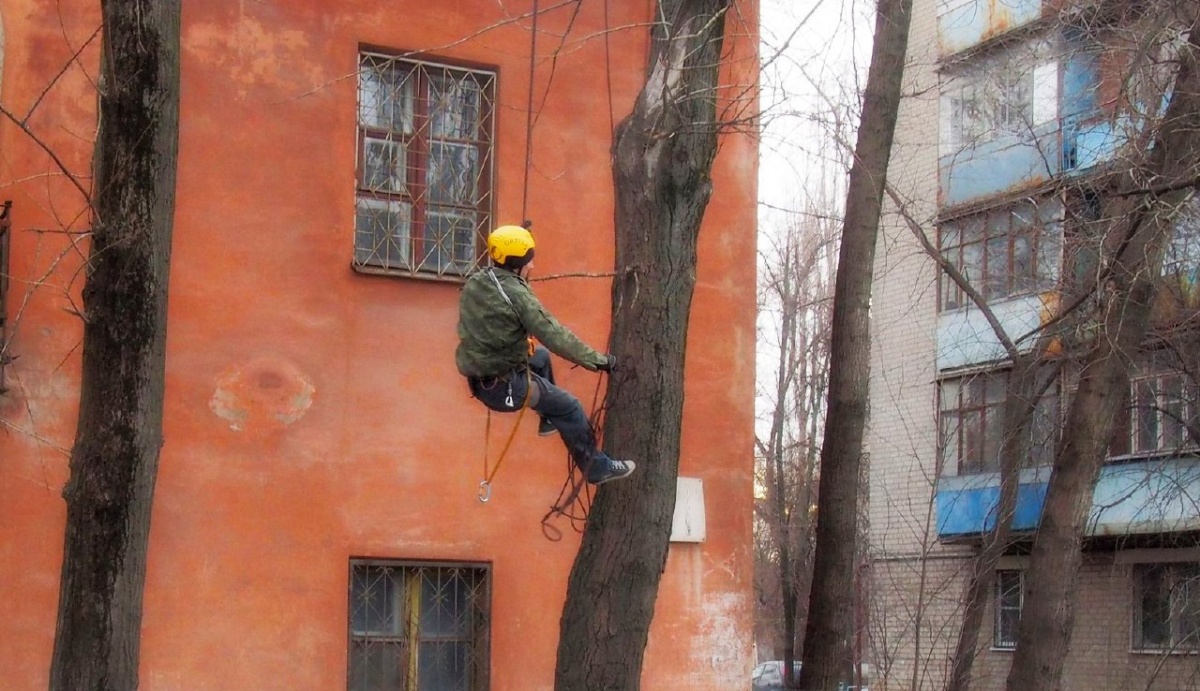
left=939, top=0, right=1044, bottom=57
left=936, top=457, right=1200, bottom=539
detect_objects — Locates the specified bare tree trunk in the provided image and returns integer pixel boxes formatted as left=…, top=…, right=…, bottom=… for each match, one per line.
left=553, top=2, right=729, bottom=689
left=49, top=3, right=180, bottom=690
left=947, top=358, right=1042, bottom=691
left=797, top=0, right=912, bottom=688
left=1005, top=7, right=1200, bottom=690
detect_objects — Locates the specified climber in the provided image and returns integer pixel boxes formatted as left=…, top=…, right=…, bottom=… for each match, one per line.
left=456, top=224, right=636, bottom=485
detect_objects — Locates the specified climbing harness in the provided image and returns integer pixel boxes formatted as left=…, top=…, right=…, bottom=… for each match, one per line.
left=478, top=367, right=534, bottom=503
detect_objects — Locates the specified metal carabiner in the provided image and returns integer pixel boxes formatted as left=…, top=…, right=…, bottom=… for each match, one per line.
left=504, top=381, right=514, bottom=408
left=478, top=480, right=492, bottom=503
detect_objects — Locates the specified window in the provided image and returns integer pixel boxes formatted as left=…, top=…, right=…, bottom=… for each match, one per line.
left=940, top=44, right=1058, bottom=155
left=348, top=561, right=490, bottom=691
left=939, top=369, right=1060, bottom=475
left=994, top=569, right=1024, bottom=649
left=1163, top=194, right=1200, bottom=281
left=1108, top=354, right=1200, bottom=458
left=939, top=199, right=1062, bottom=311
left=1133, top=562, right=1200, bottom=652
left=356, top=52, right=495, bottom=278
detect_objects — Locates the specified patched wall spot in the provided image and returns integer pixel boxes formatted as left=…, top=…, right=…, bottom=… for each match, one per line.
left=210, top=357, right=315, bottom=432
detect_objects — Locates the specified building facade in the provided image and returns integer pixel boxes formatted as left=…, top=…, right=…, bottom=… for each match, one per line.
left=0, top=1, right=759, bottom=689
left=870, top=0, right=1200, bottom=688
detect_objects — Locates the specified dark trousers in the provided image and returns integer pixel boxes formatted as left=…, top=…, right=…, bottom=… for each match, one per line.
left=467, top=346, right=611, bottom=475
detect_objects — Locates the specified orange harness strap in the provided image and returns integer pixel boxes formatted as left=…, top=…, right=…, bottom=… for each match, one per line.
left=478, top=367, right=534, bottom=503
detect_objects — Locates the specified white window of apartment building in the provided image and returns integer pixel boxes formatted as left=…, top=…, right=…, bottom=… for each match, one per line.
left=994, top=569, right=1025, bottom=650
left=356, top=51, right=495, bottom=278
left=940, top=42, right=1058, bottom=156
left=348, top=560, right=490, bottom=691
left=1132, top=562, right=1200, bottom=652
left=1163, top=194, right=1200, bottom=280
left=1106, top=354, right=1200, bottom=458
left=938, top=369, right=1060, bottom=475
left=938, top=198, right=1062, bottom=310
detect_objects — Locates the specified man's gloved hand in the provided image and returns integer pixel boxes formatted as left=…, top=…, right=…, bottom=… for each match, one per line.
left=597, top=354, right=618, bottom=373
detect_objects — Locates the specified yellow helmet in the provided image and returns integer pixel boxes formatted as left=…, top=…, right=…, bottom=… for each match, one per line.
left=487, top=225, right=536, bottom=266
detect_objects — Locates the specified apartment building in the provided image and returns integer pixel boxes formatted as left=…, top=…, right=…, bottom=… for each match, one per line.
left=0, top=1, right=758, bottom=689
left=870, top=0, right=1200, bottom=688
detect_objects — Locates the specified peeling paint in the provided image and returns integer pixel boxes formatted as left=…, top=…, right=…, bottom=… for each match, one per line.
left=938, top=0, right=1043, bottom=56
left=184, top=13, right=324, bottom=97
left=210, top=357, right=315, bottom=432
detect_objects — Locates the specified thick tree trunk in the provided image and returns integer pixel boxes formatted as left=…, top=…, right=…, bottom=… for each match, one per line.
left=553, top=2, right=728, bottom=689
left=49, top=3, right=180, bottom=690
left=797, top=0, right=912, bottom=688
left=1005, top=7, right=1200, bottom=690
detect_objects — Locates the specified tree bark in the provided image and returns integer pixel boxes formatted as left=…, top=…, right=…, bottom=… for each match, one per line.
left=946, top=358, right=1044, bottom=691
left=49, top=2, right=180, bottom=690
left=797, top=0, right=912, bottom=688
left=553, top=2, right=728, bottom=689
left=1005, top=6, right=1200, bottom=690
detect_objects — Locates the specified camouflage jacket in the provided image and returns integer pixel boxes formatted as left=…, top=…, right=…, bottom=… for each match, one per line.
left=455, top=267, right=607, bottom=378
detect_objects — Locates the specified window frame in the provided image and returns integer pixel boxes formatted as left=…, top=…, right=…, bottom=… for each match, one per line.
left=993, top=569, right=1025, bottom=650
left=354, top=50, right=497, bottom=280
left=937, top=198, right=1063, bottom=312
left=938, top=367, right=1061, bottom=475
left=1106, top=352, right=1200, bottom=460
left=939, top=39, right=1059, bottom=156
left=347, top=558, right=492, bottom=691
left=1131, top=562, right=1200, bottom=653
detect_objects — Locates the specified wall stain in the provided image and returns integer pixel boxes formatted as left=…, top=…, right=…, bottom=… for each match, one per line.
left=210, top=357, right=315, bottom=432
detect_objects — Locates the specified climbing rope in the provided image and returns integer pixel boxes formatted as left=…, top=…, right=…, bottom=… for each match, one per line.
left=478, top=368, right=534, bottom=502
left=520, top=0, right=541, bottom=221
left=540, top=371, right=612, bottom=540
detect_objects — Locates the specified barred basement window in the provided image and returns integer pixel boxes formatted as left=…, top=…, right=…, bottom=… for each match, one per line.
left=1133, top=563, right=1200, bottom=652
left=355, top=52, right=495, bottom=278
left=994, top=569, right=1024, bottom=650
left=348, top=561, right=490, bottom=691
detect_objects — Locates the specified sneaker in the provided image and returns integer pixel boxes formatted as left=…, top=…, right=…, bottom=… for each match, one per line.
left=538, top=418, right=557, bottom=436
left=587, top=459, right=636, bottom=485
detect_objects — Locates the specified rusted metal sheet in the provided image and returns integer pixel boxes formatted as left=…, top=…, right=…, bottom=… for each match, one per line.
left=939, top=0, right=1044, bottom=56
left=939, top=131, right=1058, bottom=207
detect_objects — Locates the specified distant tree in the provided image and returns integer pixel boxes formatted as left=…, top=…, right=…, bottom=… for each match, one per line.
left=48, top=3, right=181, bottom=690
left=755, top=206, right=837, bottom=680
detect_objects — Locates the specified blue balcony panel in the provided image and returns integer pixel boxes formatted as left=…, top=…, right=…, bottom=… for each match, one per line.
left=937, top=457, right=1200, bottom=539
left=939, top=128, right=1059, bottom=207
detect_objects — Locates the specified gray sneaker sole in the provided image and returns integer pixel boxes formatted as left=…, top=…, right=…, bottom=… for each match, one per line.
left=590, top=461, right=636, bottom=485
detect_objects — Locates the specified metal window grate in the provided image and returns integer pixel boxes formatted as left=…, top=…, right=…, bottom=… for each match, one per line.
left=1133, top=562, right=1200, bottom=652
left=348, top=561, right=491, bottom=691
left=993, top=569, right=1023, bottom=649
left=355, top=53, right=496, bottom=279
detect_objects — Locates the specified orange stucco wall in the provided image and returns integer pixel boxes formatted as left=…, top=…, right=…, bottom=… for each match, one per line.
left=0, top=1, right=758, bottom=689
